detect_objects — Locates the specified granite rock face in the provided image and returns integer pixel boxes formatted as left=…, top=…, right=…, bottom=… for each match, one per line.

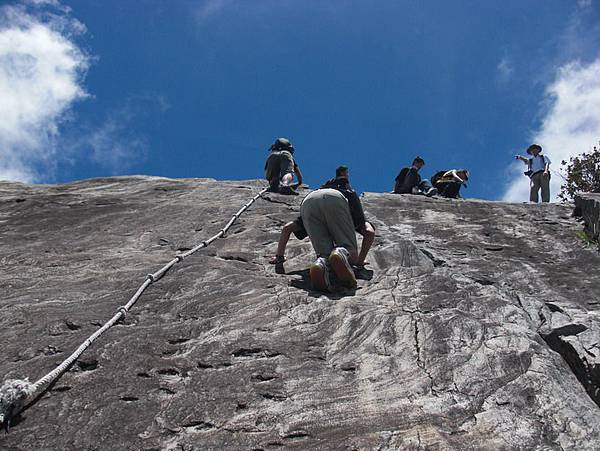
left=1, top=176, right=600, bottom=450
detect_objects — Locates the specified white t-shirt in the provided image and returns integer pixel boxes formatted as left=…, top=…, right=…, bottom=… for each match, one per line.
left=530, top=154, right=551, bottom=173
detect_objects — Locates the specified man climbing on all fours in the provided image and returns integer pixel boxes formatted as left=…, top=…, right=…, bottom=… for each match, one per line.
left=264, top=137, right=303, bottom=195
left=319, top=166, right=375, bottom=269
left=292, top=165, right=373, bottom=292
left=393, top=155, right=437, bottom=196
left=270, top=165, right=375, bottom=276
left=515, top=143, right=552, bottom=203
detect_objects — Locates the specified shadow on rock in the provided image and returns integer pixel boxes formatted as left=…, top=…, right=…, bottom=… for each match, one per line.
left=354, top=267, right=374, bottom=281
left=274, top=262, right=285, bottom=274
left=287, top=269, right=359, bottom=299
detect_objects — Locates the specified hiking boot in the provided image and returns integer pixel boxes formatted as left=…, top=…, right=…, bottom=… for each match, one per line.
left=329, top=247, right=357, bottom=289
left=279, top=185, right=299, bottom=196
left=309, top=257, right=331, bottom=292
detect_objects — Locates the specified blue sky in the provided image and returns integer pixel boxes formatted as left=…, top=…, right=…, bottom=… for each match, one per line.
left=1, top=0, right=600, bottom=201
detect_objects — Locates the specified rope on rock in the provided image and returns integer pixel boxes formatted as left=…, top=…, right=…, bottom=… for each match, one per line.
left=0, top=186, right=269, bottom=431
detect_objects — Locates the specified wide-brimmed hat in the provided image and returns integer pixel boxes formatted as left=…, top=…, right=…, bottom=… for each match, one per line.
left=526, top=144, right=542, bottom=155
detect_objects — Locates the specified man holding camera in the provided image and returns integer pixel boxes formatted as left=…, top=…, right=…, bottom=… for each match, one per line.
left=516, top=144, right=551, bottom=203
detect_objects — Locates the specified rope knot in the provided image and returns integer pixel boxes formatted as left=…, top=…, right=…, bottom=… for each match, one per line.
left=117, top=306, right=128, bottom=318
left=0, top=379, right=34, bottom=432
left=146, top=274, right=155, bottom=283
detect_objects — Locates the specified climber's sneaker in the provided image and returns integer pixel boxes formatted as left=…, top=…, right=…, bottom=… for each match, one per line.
left=425, top=187, right=438, bottom=197
left=329, top=247, right=357, bottom=289
left=309, top=257, right=331, bottom=292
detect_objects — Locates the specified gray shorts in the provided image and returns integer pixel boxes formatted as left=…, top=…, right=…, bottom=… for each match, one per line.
left=265, top=151, right=295, bottom=185
left=300, top=189, right=358, bottom=258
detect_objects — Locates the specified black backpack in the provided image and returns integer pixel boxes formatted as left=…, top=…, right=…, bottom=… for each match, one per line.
left=431, top=170, right=448, bottom=185
left=394, top=168, right=410, bottom=183
left=393, top=168, right=410, bottom=193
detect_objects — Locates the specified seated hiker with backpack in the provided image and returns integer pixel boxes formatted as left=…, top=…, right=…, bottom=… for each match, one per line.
left=264, top=137, right=303, bottom=195
left=270, top=165, right=375, bottom=291
left=515, top=144, right=551, bottom=203
left=393, top=156, right=437, bottom=196
left=431, top=169, right=470, bottom=199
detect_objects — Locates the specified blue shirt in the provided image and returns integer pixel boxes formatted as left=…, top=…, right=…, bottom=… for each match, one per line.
left=530, top=154, right=551, bottom=173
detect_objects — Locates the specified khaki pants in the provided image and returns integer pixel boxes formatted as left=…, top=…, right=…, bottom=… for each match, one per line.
left=300, top=189, right=358, bottom=258
left=264, top=151, right=295, bottom=187
left=530, top=171, right=550, bottom=203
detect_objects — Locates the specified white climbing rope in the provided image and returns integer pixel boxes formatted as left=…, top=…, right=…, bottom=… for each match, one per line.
left=0, top=186, right=269, bottom=429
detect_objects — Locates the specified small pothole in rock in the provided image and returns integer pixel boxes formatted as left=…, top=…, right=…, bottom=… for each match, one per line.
left=52, top=385, right=72, bottom=392
left=75, top=359, right=98, bottom=372
left=157, top=368, right=180, bottom=376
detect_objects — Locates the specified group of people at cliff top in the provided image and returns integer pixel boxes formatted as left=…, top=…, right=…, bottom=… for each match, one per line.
left=264, top=137, right=552, bottom=292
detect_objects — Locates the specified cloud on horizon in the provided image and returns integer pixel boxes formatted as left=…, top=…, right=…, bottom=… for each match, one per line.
left=503, top=56, right=600, bottom=202
left=0, top=1, right=89, bottom=182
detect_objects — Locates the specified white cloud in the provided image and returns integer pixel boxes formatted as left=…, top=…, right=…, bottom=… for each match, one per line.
left=193, top=0, right=296, bottom=22
left=0, top=2, right=88, bottom=182
left=577, top=0, right=592, bottom=8
left=503, top=57, right=600, bottom=202
left=87, top=107, right=149, bottom=173
left=497, top=57, right=514, bottom=83
left=195, top=0, right=235, bottom=21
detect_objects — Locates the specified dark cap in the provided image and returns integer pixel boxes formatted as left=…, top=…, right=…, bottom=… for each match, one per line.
left=526, top=144, right=542, bottom=155
left=335, top=165, right=349, bottom=177
left=271, top=137, right=294, bottom=152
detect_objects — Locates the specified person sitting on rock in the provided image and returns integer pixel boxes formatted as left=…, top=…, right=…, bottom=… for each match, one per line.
left=271, top=166, right=374, bottom=291
left=392, top=156, right=437, bottom=196
left=264, top=137, right=303, bottom=195
left=431, top=169, right=469, bottom=199
left=515, top=144, right=551, bottom=203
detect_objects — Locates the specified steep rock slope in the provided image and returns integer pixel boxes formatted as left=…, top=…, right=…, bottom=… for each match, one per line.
left=1, top=176, right=599, bottom=450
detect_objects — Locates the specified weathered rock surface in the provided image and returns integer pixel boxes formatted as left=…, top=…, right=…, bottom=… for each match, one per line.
left=1, top=176, right=600, bottom=450
left=575, top=193, right=600, bottom=242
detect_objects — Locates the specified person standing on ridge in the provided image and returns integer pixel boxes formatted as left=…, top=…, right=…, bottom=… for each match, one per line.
left=264, top=137, right=303, bottom=195
left=393, top=156, right=437, bottom=196
left=515, top=144, right=551, bottom=203
left=270, top=165, right=375, bottom=276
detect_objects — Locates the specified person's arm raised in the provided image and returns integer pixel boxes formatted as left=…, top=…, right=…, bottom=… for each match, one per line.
left=515, top=155, right=528, bottom=164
